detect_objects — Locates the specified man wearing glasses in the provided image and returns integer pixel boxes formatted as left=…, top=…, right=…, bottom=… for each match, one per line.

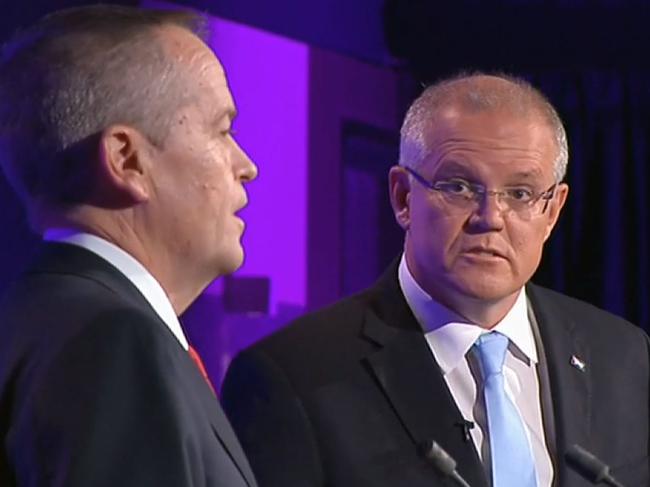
left=222, top=74, right=649, bottom=487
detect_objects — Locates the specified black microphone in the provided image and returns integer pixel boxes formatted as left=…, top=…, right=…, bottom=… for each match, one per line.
left=420, top=439, right=471, bottom=487
left=565, top=444, right=626, bottom=487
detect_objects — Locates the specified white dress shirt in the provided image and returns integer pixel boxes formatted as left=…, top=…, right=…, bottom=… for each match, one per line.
left=43, top=229, right=189, bottom=351
left=398, top=254, right=553, bottom=486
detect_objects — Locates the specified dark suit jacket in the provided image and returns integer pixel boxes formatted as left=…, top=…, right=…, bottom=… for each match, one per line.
left=0, top=242, right=257, bottom=487
left=222, top=261, right=649, bottom=487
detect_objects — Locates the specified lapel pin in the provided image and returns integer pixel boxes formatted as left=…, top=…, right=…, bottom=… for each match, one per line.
left=570, top=355, right=586, bottom=372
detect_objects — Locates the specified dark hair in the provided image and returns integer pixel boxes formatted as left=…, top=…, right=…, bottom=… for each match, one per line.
left=0, top=4, right=207, bottom=208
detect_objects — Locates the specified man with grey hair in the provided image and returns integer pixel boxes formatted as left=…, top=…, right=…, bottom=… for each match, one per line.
left=222, top=74, right=649, bottom=486
left=0, top=5, right=258, bottom=486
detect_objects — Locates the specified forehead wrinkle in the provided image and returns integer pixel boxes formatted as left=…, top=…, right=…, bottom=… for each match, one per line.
left=424, top=116, right=556, bottom=179
left=154, top=24, right=226, bottom=88
left=425, top=144, right=552, bottom=185
left=156, top=24, right=237, bottom=130
left=430, top=138, right=550, bottom=164
left=198, top=58, right=233, bottom=121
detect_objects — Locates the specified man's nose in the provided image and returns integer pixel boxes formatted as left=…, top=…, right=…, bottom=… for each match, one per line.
left=235, top=141, right=258, bottom=183
left=467, top=191, right=506, bottom=231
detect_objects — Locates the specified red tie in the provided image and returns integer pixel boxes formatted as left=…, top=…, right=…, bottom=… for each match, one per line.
left=188, top=345, right=215, bottom=394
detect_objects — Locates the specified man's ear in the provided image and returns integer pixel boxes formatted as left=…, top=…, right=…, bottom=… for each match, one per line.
left=389, top=165, right=412, bottom=231
left=98, top=124, right=152, bottom=204
left=543, top=182, right=569, bottom=241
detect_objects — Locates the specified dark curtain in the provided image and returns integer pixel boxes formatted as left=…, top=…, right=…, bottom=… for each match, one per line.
left=533, top=71, right=649, bottom=332
left=0, top=178, right=39, bottom=292
left=382, top=0, right=650, bottom=332
left=339, top=71, right=650, bottom=333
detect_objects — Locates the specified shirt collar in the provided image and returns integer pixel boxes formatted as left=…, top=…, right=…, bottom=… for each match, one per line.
left=398, top=253, right=537, bottom=375
left=43, top=229, right=189, bottom=350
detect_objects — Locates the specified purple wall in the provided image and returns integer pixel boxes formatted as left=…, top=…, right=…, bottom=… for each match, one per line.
left=307, top=47, right=401, bottom=309
left=139, top=5, right=405, bottom=386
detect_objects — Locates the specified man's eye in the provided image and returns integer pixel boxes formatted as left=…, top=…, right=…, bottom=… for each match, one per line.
left=505, top=188, right=533, bottom=201
left=436, top=180, right=473, bottom=195
left=219, top=125, right=238, bottom=137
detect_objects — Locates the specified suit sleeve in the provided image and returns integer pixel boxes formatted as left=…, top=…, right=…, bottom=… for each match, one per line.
left=222, top=348, right=324, bottom=487
left=12, top=307, right=203, bottom=487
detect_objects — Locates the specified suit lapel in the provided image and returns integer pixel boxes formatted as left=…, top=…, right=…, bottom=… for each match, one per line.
left=176, top=350, right=255, bottom=487
left=360, top=263, right=489, bottom=487
left=528, top=284, right=591, bottom=485
left=209, top=398, right=258, bottom=487
left=35, top=243, right=258, bottom=486
left=353, top=263, right=592, bottom=487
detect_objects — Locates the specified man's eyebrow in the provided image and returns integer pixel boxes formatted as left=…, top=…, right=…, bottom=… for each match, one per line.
left=212, top=108, right=237, bottom=129
left=433, top=161, right=547, bottom=183
left=214, top=107, right=237, bottom=121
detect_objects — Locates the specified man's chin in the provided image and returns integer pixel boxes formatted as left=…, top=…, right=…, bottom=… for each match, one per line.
left=449, top=274, right=521, bottom=303
left=217, top=246, right=245, bottom=277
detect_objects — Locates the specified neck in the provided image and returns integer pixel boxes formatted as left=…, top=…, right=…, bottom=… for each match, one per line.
left=43, top=207, right=206, bottom=315
left=438, top=291, right=519, bottom=329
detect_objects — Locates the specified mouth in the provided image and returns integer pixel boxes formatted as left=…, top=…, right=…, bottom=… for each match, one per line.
left=234, top=197, right=248, bottom=214
left=462, top=247, right=508, bottom=260
left=233, top=198, right=248, bottom=228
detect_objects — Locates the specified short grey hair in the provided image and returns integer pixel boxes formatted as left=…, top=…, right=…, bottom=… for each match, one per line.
left=398, top=73, right=568, bottom=182
left=0, top=4, right=207, bottom=207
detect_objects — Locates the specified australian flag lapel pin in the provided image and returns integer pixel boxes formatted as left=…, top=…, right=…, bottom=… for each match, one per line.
left=570, top=354, right=586, bottom=372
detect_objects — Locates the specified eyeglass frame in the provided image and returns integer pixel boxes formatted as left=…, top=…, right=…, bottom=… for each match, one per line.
left=403, top=165, right=558, bottom=217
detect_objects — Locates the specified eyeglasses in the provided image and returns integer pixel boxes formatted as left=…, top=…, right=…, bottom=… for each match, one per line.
left=404, top=166, right=557, bottom=221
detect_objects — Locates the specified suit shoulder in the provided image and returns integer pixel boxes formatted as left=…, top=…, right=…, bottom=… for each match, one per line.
left=0, top=271, right=178, bottom=373
left=237, top=288, right=380, bottom=381
left=259, top=289, right=372, bottom=347
left=528, top=283, right=645, bottom=339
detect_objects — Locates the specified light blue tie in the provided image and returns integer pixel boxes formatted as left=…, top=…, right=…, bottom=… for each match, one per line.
left=475, top=332, right=537, bottom=487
